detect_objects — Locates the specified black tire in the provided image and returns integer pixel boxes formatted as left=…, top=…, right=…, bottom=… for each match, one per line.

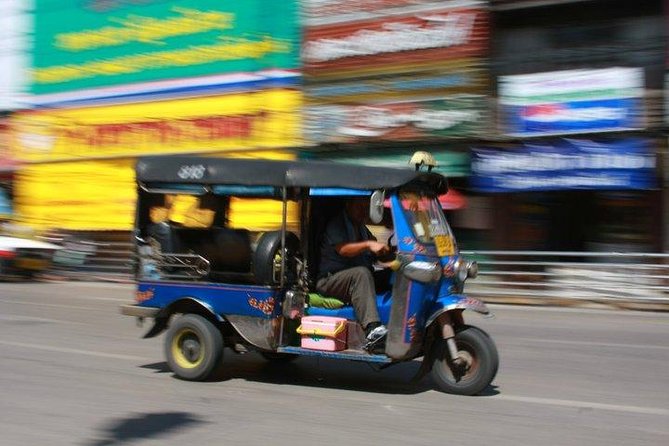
left=259, top=352, right=299, bottom=362
left=431, top=325, right=499, bottom=396
left=253, top=231, right=300, bottom=285
left=164, top=314, right=224, bottom=381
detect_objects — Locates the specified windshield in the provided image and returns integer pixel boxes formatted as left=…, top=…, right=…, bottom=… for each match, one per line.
left=400, top=192, right=457, bottom=256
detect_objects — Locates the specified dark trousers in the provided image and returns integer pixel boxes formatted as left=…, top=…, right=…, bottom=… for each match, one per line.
left=316, top=266, right=380, bottom=329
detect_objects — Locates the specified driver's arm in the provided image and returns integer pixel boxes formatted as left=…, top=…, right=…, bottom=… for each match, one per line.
left=336, top=240, right=388, bottom=257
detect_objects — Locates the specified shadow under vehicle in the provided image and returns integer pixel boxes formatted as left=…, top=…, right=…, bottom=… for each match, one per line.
left=120, top=154, right=498, bottom=395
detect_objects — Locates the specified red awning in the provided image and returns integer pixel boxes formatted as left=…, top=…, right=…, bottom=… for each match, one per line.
left=438, top=189, right=467, bottom=210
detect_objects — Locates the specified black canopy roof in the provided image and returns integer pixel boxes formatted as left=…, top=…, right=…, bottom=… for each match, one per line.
left=136, top=155, right=448, bottom=193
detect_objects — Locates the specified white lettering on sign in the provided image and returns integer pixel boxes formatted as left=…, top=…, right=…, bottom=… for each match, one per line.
left=472, top=151, right=655, bottom=175
left=337, top=106, right=478, bottom=136
left=177, top=164, right=206, bottom=180
left=303, top=12, right=477, bottom=62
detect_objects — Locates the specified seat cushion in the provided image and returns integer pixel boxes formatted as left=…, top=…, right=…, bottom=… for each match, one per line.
left=308, top=293, right=345, bottom=309
left=306, top=291, right=392, bottom=325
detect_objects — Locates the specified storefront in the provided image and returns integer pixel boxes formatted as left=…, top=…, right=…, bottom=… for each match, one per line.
left=10, top=89, right=302, bottom=231
left=302, top=0, right=490, bottom=239
left=471, top=138, right=661, bottom=252
left=491, top=0, right=665, bottom=127
left=12, top=0, right=302, bottom=233
left=0, top=119, right=15, bottom=220
left=476, top=62, right=663, bottom=252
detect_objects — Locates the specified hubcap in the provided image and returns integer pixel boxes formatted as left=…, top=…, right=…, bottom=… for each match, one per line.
left=444, top=342, right=479, bottom=382
left=172, top=328, right=204, bottom=369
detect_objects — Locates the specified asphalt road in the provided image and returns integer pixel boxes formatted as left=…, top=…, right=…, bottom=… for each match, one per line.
left=1, top=281, right=668, bottom=446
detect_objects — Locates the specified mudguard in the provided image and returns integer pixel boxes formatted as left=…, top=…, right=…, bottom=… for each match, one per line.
left=425, top=293, right=490, bottom=328
left=142, top=297, right=223, bottom=339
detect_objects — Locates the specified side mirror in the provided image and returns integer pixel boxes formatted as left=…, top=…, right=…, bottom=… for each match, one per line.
left=369, top=190, right=385, bottom=224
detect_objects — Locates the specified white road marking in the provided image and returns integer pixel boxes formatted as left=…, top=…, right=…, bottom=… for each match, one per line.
left=492, top=394, right=669, bottom=417
left=0, top=314, right=89, bottom=325
left=0, top=340, right=146, bottom=361
left=487, top=304, right=669, bottom=317
left=512, top=337, right=669, bottom=351
left=1, top=339, right=667, bottom=418
left=0, top=299, right=105, bottom=311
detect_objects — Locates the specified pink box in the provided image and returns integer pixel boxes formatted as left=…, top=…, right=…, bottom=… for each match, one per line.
left=297, top=316, right=347, bottom=351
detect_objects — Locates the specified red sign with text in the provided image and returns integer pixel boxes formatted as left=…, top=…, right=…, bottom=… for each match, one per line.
left=303, top=7, right=488, bottom=76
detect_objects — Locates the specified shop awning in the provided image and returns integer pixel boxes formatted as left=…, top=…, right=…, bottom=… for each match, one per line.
left=438, top=189, right=467, bottom=210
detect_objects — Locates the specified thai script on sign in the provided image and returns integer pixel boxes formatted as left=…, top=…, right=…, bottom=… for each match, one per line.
left=55, top=8, right=234, bottom=51
left=55, top=115, right=259, bottom=148
left=473, top=150, right=655, bottom=175
left=349, top=106, right=479, bottom=132
left=304, top=0, right=449, bottom=19
left=35, top=37, right=290, bottom=84
left=303, top=12, right=477, bottom=62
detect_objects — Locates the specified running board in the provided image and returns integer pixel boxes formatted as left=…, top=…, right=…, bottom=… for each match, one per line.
left=277, top=346, right=392, bottom=363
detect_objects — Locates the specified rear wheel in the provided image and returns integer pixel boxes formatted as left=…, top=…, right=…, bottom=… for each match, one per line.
left=165, top=314, right=223, bottom=381
left=431, top=326, right=498, bottom=396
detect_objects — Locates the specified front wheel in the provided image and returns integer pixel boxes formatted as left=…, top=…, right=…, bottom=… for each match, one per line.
left=165, top=314, right=224, bottom=381
left=431, top=326, right=499, bottom=396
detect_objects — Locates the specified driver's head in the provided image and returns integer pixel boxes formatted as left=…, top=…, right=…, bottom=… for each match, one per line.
left=345, top=197, right=369, bottom=225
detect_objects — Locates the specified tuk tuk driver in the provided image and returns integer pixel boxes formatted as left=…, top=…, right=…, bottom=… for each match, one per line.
left=316, top=197, right=391, bottom=346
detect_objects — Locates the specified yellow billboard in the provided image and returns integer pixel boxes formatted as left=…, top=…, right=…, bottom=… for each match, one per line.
left=14, top=149, right=299, bottom=231
left=11, top=89, right=302, bottom=162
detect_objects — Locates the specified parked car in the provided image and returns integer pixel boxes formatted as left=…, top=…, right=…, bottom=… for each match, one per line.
left=0, top=235, right=61, bottom=279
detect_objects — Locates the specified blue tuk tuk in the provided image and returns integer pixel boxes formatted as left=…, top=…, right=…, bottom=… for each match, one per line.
left=121, top=154, right=498, bottom=395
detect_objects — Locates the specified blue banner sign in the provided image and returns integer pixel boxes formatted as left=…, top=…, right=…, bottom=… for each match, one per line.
left=471, top=138, right=656, bottom=192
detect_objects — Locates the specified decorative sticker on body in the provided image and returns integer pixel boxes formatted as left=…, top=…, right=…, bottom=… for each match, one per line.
left=247, top=294, right=275, bottom=316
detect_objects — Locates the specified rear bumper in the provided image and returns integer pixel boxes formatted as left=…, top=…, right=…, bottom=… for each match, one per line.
left=120, top=304, right=160, bottom=318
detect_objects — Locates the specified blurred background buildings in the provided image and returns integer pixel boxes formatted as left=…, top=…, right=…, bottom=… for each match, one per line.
left=0, top=0, right=667, bottom=257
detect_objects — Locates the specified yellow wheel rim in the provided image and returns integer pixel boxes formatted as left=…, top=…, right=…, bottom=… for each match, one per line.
left=171, top=328, right=205, bottom=369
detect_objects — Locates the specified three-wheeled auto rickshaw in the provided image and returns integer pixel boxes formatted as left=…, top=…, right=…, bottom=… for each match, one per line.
left=121, top=154, right=498, bottom=395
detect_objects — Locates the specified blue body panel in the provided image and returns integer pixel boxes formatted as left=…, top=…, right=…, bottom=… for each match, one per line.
left=136, top=281, right=282, bottom=319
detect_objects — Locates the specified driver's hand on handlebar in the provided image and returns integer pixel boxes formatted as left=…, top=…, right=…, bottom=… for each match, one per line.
left=368, top=241, right=390, bottom=256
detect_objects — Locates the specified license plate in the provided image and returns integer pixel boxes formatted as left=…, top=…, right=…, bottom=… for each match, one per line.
left=434, top=235, right=455, bottom=257
left=15, top=258, right=48, bottom=270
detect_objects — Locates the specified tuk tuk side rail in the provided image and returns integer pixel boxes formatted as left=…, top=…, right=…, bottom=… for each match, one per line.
left=148, top=252, right=211, bottom=280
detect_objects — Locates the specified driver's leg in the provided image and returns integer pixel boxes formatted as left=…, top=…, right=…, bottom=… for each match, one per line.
left=316, top=266, right=380, bottom=331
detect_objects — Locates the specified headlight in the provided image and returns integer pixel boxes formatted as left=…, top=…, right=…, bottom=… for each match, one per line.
left=403, top=261, right=441, bottom=283
left=455, top=259, right=468, bottom=282
left=452, top=258, right=477, bottom=282
left=467, top=261, right=478, bottom=279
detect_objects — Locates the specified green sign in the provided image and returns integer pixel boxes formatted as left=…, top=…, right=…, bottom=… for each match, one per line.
left=309, top=150, right=471, bottom=177
left=31, top=0, right=299, bottom=95
left=305, top=94, right=487, bottom=144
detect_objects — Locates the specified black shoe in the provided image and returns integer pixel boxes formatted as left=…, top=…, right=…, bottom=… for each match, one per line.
left=363, top=323, right=387, bottom=353
left=366, top=324, right=388, bottom=343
